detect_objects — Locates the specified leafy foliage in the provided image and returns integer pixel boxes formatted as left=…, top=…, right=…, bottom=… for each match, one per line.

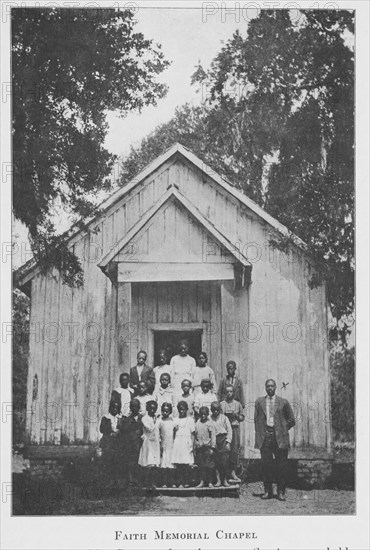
left=120, top=9, right=354, bottom=325
left=119, top=103, right=228, bottom=187
left=330, top=346, right=355, bottom=442
left=12, top=290, right=30, bottom=444
left=13, top=8, right=169, bottom=284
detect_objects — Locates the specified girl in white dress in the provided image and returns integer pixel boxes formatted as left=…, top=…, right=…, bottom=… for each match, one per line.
left=138, top=400, right=160, bottom=486
left=193, top=352, right=216, bottom=395
left=173, top=379, right=195, bottom=417
left=158, top=402, right=175, bottom=487
left=170, top=340, right=196, bottom=393
left=172, top=400, right=195, bottom=487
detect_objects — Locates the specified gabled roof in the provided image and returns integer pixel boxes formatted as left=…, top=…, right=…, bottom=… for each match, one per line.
left=98, top=185, right=252, bottom=273
left=14, top=142, right=306, bottom=290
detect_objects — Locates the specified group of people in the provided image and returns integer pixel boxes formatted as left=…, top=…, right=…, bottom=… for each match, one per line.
left=100, top=339, right=296, bottom=500
left=99, top=340, right=245, bottom=488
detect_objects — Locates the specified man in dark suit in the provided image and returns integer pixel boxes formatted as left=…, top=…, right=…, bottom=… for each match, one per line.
left=254, top=379, right=295, bottom=501
left=130, top=350, right=155, bottom=396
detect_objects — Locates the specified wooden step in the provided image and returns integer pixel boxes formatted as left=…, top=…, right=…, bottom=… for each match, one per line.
left=150, top=484, right=240, bottom=496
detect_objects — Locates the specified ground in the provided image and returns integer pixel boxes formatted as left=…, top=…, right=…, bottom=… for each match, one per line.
left=12, top=445, right=355, bottom=516
left=13, top=475, right=355, bottom=516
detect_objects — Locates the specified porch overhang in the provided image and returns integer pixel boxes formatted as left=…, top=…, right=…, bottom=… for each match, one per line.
left=117, top=261, right=250, bottom=283
left=98, top=185, right=252, bottom=288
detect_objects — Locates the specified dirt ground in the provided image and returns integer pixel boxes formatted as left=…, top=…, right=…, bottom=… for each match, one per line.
left=13, top=475, right=355, bottom=516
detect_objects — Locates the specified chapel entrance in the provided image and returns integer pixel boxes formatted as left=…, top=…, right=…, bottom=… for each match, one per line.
left=153, top=330, right=202, bottom=367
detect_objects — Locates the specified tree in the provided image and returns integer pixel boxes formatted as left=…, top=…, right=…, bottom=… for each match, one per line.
left=330, top=346, right=355, bottom=442
left=119, top=103, right=216, bottom=183
left=12, top=290, right=30, bottom=444
left=120, top=9, right=354, bottom=328
left=13, top=7, right=169, bottom=284
left=192, top=10, right=354, bottom=324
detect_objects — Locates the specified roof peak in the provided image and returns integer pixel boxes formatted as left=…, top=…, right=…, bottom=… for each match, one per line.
left=14, top=143, right=308, bottom=289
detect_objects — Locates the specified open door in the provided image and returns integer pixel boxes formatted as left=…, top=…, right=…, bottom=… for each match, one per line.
left=153, top=330, right=202, bottom=366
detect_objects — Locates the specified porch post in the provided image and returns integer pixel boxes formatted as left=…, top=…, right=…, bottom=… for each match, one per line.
left=117, top=282, right=132, bottom=373
left=221, top=279, right=238, bottom=368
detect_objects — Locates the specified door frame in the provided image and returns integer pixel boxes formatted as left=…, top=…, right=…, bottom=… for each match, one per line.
left=147, top=322, right=207, bottom=366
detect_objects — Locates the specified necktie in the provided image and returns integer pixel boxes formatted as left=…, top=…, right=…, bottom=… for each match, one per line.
left=269, top=398, right=274, bottom=424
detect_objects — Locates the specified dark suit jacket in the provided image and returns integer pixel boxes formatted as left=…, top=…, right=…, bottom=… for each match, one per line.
left=218, top=375, right=245, bottom=407
left=129, top=365, right=155, bottom=395
left=254, top=395, right=295, bottom=449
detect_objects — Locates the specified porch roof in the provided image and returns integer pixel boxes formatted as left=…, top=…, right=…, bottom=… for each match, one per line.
left=98, top=185, right=252, bottom=277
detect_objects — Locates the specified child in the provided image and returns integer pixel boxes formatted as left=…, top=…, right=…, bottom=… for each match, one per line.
left=130, top=350, right=155, bottom=396
left=153, top=349, right=173, bottom=388
left=119, top=398, right=143, bottom=484
left=111, top=372, right=133, bottom=417
left=172, top=401, right=195, bottom=487
left=193, top=352, right=216, bottom=395
left=138, top=400, right=160, bottom=487
left=136, top=380, right=151, bottom=416
left=210, top=401, right=232, bottom=487
left=194, top=406, right=216, bottom=488
left=174, top=379, right=195, bottom=417
left=99, top=400, right=122, bottom=481
left=220, top=384, right=245, bottom=482
left=218, top=360, right=245, bottom=407
left=158, top=402, right=175, bottom=487
left=153, top=373, right=175, bottom=415
left=193, top=379, right=217, bottom=418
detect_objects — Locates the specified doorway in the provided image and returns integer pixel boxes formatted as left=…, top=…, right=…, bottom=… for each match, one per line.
left=153, top=330, right=202, bottom=367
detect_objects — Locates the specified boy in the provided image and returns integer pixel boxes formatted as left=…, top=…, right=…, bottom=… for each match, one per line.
left=99, top=400, right=122, bottom=482
left=210, top=401, right=232, bottom=487
left=119, top=398, right=143, bottom=484
left=218, top=360, right=245, bottom=407
left=153, top=349, right=173, bottom=388
left=220, top=384, right=244, bottom=482
left=194, top=379, right=217, bottom=418
left=130, top=350, right=155, bottom=396
left=153, top=373, right=175, bottom=415
left=194, top=406, right=216, bottom=488
left=111, top=372, right=133, bottom=417
left=137, top=381, right=151, bottom=416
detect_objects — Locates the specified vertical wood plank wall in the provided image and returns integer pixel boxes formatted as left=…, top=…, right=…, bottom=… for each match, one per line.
left=26, top=158, right=330, bottom=454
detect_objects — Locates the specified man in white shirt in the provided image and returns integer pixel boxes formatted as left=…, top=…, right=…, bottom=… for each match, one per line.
left=254, top=379, right=295, bottom=501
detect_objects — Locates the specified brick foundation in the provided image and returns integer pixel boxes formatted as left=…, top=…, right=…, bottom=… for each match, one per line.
left=297, top=459, right=333, bottom=487
left=20, top=446, right=354, bottom=490
left=242, top=458, right=354, bottom=490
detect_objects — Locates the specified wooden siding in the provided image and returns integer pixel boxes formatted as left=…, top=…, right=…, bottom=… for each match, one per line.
left=131, top=281, right=222, bottom=379
left=26, top=157, right=330, bottom=456
left=115, top=198, right=235, bottom=264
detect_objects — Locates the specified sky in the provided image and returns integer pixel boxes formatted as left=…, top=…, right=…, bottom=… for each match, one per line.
left=104, top=7, right=250, bottom=157
left=12, top=7, right=251, bottom=269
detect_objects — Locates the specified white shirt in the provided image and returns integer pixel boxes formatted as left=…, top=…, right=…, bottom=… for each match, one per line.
left=105, top=412, right=121, bottom=432
left=137, top=394, right=151, bottom=416
left=136, top=365, right=144, bottom=380
left=114, top=386, right=133, bottom=417
left=266, top=395, right=276, bottom=427
left=192, top=365, right=216, bottom=393
left=170, top=354, right=196, bottom=393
